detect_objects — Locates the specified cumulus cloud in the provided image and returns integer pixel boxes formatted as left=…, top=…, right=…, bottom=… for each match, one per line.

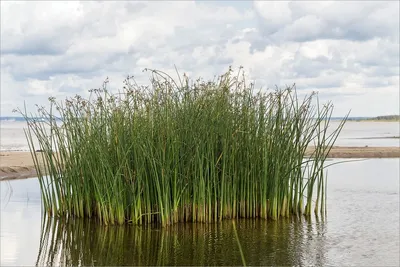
left=254, top=1, right=399, bottom=44
left=1, top=0, right=399, bottom=117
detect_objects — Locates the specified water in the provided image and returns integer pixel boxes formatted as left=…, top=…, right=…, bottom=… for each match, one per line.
left=327, top=121, right=400, bottom=147
left=1, top=119, right=399, bottom=151
left=0, top=120, right=54, bottom=152
left=1, top=159, right=399, bottom=266
left=0, top=121, right=31, bottom=151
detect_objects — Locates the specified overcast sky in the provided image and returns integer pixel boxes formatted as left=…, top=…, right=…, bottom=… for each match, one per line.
left=1, top=1, right=399, bottom=117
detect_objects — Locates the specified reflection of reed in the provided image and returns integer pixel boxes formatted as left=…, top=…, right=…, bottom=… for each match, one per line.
left=36, top=216, right=327, bottom=266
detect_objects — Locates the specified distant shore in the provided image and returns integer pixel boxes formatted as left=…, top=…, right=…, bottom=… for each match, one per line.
left=1, top=147, right=399, bottom=181
left=346, top=115, right=400, bottom=122
left=348, top=119, right=400, bottom=123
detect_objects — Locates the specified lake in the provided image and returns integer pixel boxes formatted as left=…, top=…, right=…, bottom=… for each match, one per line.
left=327, top=121, right=400, bottom=147
left=1, top=158, right=399, bottom=266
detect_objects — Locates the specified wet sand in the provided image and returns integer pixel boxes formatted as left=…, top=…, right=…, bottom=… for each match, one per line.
left=306, top=146, right=400, bottom=158
left=0, top=152, right=43, bottom=180
left=1, top=147, right=399, bottom=181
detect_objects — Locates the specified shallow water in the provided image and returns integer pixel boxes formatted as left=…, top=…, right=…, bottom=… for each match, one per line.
left=1, top=120, right=399, bottom=151
left=0, top=121, right=49, bottom=151
left=328, top=121, right=400, bottom=147
left=1, top=159, right=399, bottom=266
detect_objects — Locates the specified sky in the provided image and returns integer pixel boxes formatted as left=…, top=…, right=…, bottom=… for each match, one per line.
left=1, top=0, right=399, bottom=117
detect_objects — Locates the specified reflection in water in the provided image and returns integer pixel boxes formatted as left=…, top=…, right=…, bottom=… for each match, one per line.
left=2, top=159, right=398, bottom=266
left=36, top=216, right=327, bottom=266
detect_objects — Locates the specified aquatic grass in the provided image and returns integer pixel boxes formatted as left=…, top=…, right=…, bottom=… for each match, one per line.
left=16, top=67, right=348, bottom=226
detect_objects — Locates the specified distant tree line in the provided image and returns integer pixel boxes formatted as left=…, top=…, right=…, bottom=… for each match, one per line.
left=372, top=115, right=400, bottom=121
left=347, top=115, right=400, bottom=122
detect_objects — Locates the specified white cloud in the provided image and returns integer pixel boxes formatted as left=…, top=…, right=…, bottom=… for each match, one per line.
left=1, top=0, right=399, bottom=117
left=254, top=1, right=399, bottom=42
left=253, top=1, right=293, bottom=28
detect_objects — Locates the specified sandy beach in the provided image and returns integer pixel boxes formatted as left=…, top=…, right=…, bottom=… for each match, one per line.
left=1, top=146, right=399, bottom=181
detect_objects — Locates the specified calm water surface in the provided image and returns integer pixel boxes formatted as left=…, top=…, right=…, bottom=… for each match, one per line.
left=1, top=159, right=399, bottom=266
left=328, top=121, right=399, bottom=147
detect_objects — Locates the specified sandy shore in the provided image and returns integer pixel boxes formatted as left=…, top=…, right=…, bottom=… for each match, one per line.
left=0, top=151, right=44, bottom=181
left=1, top=146, right=399, bottom=181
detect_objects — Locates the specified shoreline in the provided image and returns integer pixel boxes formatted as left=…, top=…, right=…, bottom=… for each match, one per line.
left=346, top=120, right=400, bottom=123
left=1, top=146, right=399, bottom=181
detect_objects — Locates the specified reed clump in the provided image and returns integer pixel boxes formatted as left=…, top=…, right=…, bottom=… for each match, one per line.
left=17, top=67, right=347, bottom=226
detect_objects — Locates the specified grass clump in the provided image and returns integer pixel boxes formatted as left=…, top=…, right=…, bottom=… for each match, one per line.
left=16, top=67, right=347, bottom=226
